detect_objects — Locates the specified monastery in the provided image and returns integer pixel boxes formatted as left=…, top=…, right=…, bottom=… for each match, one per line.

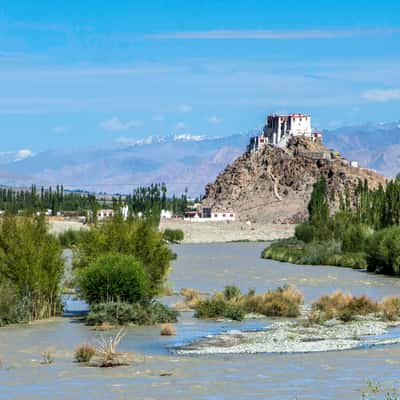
left=249, top=113, right=322, bottom=152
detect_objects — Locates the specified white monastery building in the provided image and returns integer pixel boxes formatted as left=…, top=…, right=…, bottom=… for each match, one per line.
left=249, top=113, right=321, bottom=151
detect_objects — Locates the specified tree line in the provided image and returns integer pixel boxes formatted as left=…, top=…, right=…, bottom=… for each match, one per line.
left=0, top=183, right=190, bottom=220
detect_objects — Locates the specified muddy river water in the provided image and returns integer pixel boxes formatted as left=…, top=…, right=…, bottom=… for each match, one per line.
left=1, top=243, right=400, bottom=399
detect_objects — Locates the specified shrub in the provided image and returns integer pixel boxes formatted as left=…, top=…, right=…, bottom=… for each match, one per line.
left=78, top=254, right=151, bottom=304
left=73, top=217, right=171, bottom=296
left=162, top=229, right=184, bottom=243
left=74, top=343, right=96, bottom=363
left=0, top=215, right=64, bottom=322
left=311, top=292, right=378, bottom=323
left=180, top=288, right=202, bottom=308
left=223, top=285, right=242, bottom=301
left=0, top=282, right=30, bottom=326
left=244, top=286, right=303, bottom=318
left=295, top=222, right=316, bottom=243
left=342, top=224, right=367, bottom=253
left=194, top=285, right=302, bottom=320
left=160, top=323, right=176, bottom=336
left=86, top=302, right=178, bottom=326
left=223, top=303, right=246, bottom=321
left=381, top=297, right=400, bottom=321
left=58, top=229, right=84, bottom=248
left=194, top=296, right=228, bottom=319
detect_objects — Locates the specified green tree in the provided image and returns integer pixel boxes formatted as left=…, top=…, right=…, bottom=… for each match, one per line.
left=78, top=254, right=150, bottom=304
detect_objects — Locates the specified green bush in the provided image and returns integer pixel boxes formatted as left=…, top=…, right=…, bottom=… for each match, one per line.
left=0, top=282, right=30, bottom=326
left=194, top=297, right=228, bottom=319
left=58, top=229, right=85, bottom=248
left=295, top=222, right=317, bottom=243
left=342, top=224, right=367, bottom=253
left=223, top=285, right=242, bottom=301
left=74, top=217, right=171, bottom=296
left=194, top=286, right=303, bottom=320
left=78, top=254, right=150, bottom=304
left=0, top=215, right=64, bottom=322
left=162, top=229, right=184, bottom=243
left=366, top=226, right=400, bottom=274
left=223, top=303, right=246, bottom=321
left=86, top=301, right=178, bottom=326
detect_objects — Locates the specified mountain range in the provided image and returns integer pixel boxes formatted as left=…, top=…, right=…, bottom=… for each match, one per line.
left=0, top=122, right=399, bottom=195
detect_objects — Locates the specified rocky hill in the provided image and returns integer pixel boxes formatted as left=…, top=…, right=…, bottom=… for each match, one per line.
left=202, top=137, right=386, bottom=224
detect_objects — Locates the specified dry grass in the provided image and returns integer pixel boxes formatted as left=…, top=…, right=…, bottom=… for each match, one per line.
left=243, top=286, right=304, bottom=318
left=381, top=297, right=400, bottom=321
left=40, top=350, right=54, bottom=365
left=180, top=288, right=202, bottom=309
left=94, top=329, right=128, bottom=367
left=311, top=291, right=379, bottom=323
left=74, top=343, right=96, bottom=363
left=160, top=323, right=176, bottom=336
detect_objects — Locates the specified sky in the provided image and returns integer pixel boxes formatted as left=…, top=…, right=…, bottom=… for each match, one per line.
left=0, top=0, right=400, bottom=156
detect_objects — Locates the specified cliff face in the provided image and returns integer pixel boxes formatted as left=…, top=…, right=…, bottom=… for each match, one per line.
left=201, top=137, right=387, bottom=224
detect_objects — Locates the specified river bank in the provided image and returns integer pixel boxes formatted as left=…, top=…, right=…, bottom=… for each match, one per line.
left=160, top=220, right=295, bottom=243
left=2, top=243, right=400, bottom=399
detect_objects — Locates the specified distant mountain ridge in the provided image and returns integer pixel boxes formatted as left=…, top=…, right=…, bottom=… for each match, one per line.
left=0, top=121, right=399, bottom=195
left=323, top=121, right=400, bottom=177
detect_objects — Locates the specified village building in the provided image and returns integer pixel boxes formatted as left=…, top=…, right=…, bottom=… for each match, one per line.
left=97, top=209, right=114, bottom=220
left=184, top=208, right=236, bottom=222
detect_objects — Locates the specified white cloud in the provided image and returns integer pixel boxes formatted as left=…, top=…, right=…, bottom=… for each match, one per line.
left=153, top=114, right=165, bottom=122
left=52, top=126, right=68, bottom=134
left=175, top=121, right=186, bottom=130
left=178, top=104, right=192, bottom=113
left=15, top=149, right=33, bottom=160
left=146, top=28, right=400, bottom=40
left=100, top=116, right=142, bottom=131
left=207, top=115, right=222, bottom=124
left=362, top=88, right=400, bottom=102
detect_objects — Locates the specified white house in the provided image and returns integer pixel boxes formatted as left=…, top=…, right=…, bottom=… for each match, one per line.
left=97, top=209, right=114, bottom=220
left=160, top=209, right=172, bottom=219
left=210, top=211, right=236, bottom=221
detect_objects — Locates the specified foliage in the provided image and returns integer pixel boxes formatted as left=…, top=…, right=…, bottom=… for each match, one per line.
left=86, top=301, right=179, bottom=326
left=0, top=183, right=190, bottom=221
left=381, top=297, right=400, bottom=321
left=162, top=228, right=184, bottom=243
left=0, top=214, right=64, bottom=322
left=223, top=285, right=242, bottom=301
left=295, top=222, right=317, bottom=243
left=77, top=254, right=151, bottom=305
left=0, top=281, right=30, bottom=326
left=308, top=177, right=329, bottom=227
left=74, top=343, right=96, bottom=363
left=194, top=285, right=303, bottom=320
left=366, top=226, right=400, bottom=275
left=58, top=229, right=85, bottom=248
left=73, top=216, right=171, bottom=296
left=311, top=292, right=379, bottom=323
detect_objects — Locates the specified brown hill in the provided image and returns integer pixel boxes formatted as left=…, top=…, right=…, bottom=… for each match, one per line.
left=201, top=137, right=386, bottom=223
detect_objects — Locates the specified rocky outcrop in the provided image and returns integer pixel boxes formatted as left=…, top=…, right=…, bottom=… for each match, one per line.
left=202, top=137, right=387, bottom=223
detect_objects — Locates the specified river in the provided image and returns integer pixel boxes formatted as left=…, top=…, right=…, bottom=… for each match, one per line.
left=1, top=243, right=400, bottom=399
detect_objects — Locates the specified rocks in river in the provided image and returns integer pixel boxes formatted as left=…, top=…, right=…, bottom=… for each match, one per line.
left=175, top=319, right=400, bottom=355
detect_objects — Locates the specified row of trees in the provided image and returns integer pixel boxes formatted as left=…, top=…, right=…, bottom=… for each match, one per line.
left=293, top=176, right=400, bottom=274
left=0, top=185, right=96, bottom=215
left=0, top=184, right=190, bottom=221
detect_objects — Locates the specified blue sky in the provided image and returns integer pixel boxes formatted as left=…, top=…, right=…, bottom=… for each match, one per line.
left=0, top=0, right=400, bottom=155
